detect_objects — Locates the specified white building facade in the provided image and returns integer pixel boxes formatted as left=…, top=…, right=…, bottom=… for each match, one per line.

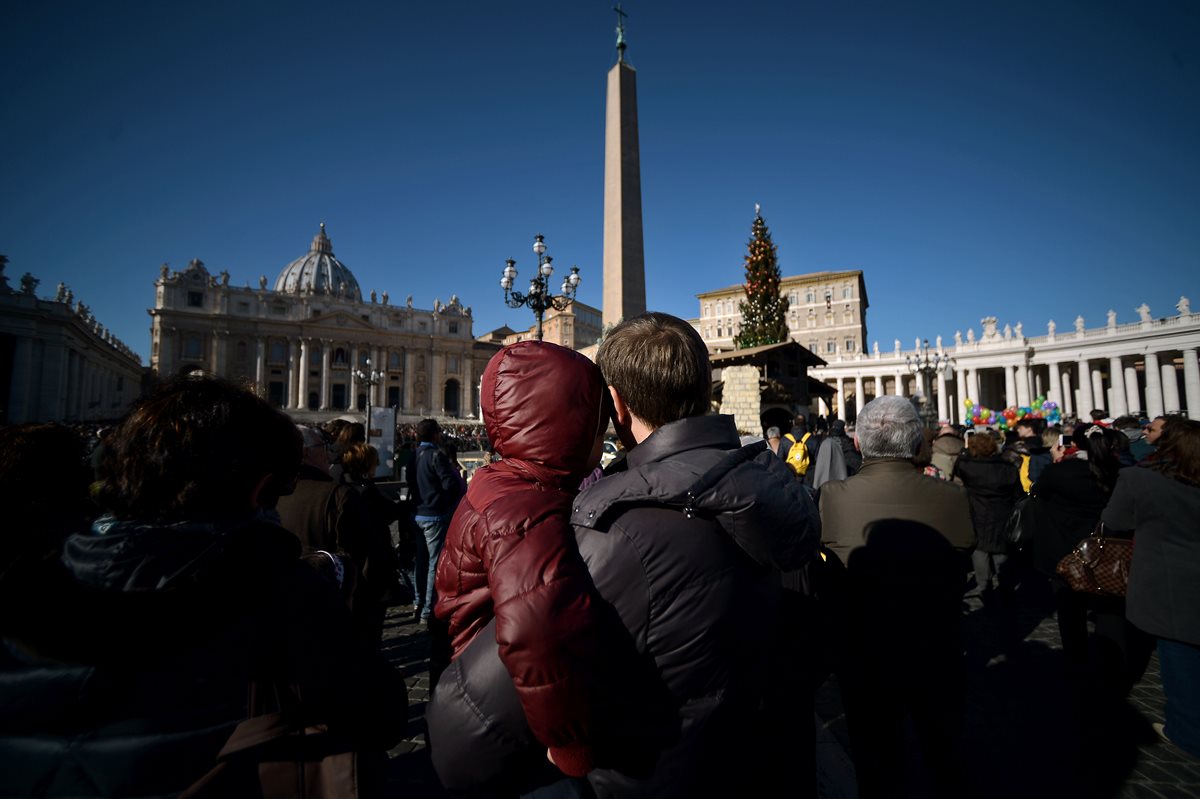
left=811, top=301, right=1200, bottom=423
left=1, top=260, right=145, bottom=425
left=149, top=225, right=494, bottom=419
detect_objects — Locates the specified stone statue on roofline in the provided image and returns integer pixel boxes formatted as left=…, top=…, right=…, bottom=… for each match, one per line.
left=1047, top=319, right=1056, bottom=336
left=1014, top=322, right=1023, bottom=338
left=20, top=273, right=39, bottom=295
left=967, top=328, right=976, bottom=343
left=382, top=291, right=389, bottom=306
left=1075, top=315, right=1085, bottom=334
left=1107, top=309, right=1117, bottom=328
left=259, top=275, right=267, bottom=290
left=954, top=331, right=962, bottom=347
left=1178, top=296, right=1191, bottom=315
left=1137, top=303, right=1152, bottom=323
left=1003, top=324, right=1012, bottom=340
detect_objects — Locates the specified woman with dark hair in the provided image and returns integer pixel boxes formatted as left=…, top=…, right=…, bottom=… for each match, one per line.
left=1103, top=417, right=1200, bottom=756
left=952, top=430, right=1023, bottom=600
left=1031, top=424, right=1141, bottom=687
left=0, top=376, right=407, bottom=796
left=340, top=442, right=402, bottom=645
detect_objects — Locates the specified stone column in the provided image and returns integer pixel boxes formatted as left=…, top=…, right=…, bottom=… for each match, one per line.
left=1076, top=359, right=1094, bottom=416
left=854, top=375, right=864, bottom=416
left=254, top=338, right=265, bottom=393
left=1091, top=365, right=1105, bottom=414
left=404, top=349, right=415, bottom=414
left=298, top=339, right=310, bottom=410
left=836, top=377, right=846, bottom=421
left=320, top=340, right=332, bottom=410
left=1004, top=365, right=1017, bottom=408
left=1108, top=356, right=1128, bottom=417
left=1016, top=363, right=1030, bottom=407
left=936, top=370, right=948, bottom=422
left=1143, top=352, right=1163, bottom=418
left=894, top=371, right=905, bottom=397
left=957, top=365, right=970, bottom=404
left=1048, top=363, right=1064, bottom=412
left=1183, top=349, right=1200, bottom=420
left=970, top=369, right=982, bottom=408
left=7, top=337, right=34, bottom=423
left=374, top=347, right=385, bottom=406
left=349, top=345, right=360, bottom=410
left=287, top=340, right=299, bottom=409
left=1162, top=359, right=1181, bottom=415
left=1062, top=372, right=1073, bottom=417
left=211, top=331, right=226, bottom=376
left=1124, top=365, right=1140, bottom=416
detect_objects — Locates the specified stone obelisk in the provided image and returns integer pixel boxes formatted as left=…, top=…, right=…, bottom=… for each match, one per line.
left=602, top=5, right=646, bottom=330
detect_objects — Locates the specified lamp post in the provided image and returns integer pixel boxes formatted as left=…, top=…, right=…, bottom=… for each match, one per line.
left=906, top=339, right=954, bottom=428
left=354, top=358, right=383, bottom=431
left=499, top=234, right=581, bottom=341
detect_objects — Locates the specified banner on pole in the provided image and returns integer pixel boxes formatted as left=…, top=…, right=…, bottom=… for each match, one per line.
left=368, top=406, right=396, bottom=479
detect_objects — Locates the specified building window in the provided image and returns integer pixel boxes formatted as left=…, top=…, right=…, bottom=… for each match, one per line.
left=716, top=326, right=723, bottom=337
left=448, top=355, right=459, bottom=373
left=310, top=348, right=321, bottom=368
left=358, top=350, right=369, bottom=368
left=389, top=352, right=402, bottom=369
left=789, top=292, right=798, bottom=305
left=271, top=304, right=287, bottom=316
left=419, top=321, right=427, bottom=332
left=846, top=339, right=856, bottom=352
left=183, top=335, right=202, bottom=359
left=844, top=310, right=854, bottom=324
left=312, top=309, right=322, bottom=317
left=827, top=340, right=836, bottom=353
left=806, top=290, right=815, bottom=303
left=703, top=304, right=710, bottom=317
left=809, top=340, right=818, bottom=352
left=236, top=301, right=250, bottom=314
left=269, top=341, right=286, bottom=364
left=843, top=285, right=852, bottom=299
left=236, top=341, right=248, bottom=363
left=449, top=322, right=459, bottom=334
left=187, top=291, right=204, bottom=307
left=334, top=347, right=347, bottom=365
left=825, top=311, right=833, bottom=325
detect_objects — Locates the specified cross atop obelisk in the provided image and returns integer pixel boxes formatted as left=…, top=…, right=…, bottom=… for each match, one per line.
left=602, top=2, right=647, bottom=330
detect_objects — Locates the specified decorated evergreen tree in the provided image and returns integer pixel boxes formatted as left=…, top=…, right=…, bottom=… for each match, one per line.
left=734, top=206, right=790, bottom=349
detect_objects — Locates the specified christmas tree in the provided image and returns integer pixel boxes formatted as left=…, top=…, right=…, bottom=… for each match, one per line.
left=734, top=206, right=790, bottom=349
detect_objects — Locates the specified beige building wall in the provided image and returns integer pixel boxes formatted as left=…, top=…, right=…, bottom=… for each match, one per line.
left=149, top=240, right=486, bottom=419
left=697, top=270, right=868, bottom=358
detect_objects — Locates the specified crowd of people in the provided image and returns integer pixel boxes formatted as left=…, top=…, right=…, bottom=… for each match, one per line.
left=1, top=311, right=1197, bottom=798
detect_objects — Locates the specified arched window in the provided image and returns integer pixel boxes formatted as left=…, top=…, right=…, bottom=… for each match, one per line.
left=333, top=347, right=347, bottom=365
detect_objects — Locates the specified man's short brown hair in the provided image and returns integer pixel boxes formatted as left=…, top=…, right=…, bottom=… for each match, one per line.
left=597, top=312, right=711, bottom=429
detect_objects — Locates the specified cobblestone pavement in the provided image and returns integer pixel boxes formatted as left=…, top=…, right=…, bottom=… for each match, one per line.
left=382, top=573, right=1200, bottom=798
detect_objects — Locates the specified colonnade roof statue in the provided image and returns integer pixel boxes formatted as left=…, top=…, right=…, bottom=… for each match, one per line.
left=273, top=223, right=363, bottom=302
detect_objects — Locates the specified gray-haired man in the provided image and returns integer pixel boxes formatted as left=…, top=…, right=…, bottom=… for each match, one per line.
left=818, top=395, right=974, bottom=799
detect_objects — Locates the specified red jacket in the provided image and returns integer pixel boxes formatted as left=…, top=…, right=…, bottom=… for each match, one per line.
left=434, top=340, right=608, bottom=777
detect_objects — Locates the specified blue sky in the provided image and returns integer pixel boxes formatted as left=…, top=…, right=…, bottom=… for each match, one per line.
left=3, top=1, right=1198, bottom=362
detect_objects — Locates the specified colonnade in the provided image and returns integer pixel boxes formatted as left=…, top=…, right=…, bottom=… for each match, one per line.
left=814, top=345, right=1200, bottom=424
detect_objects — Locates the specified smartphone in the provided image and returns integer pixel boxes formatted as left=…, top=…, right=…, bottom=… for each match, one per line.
left=1057, top=434, right=1067, bottom=447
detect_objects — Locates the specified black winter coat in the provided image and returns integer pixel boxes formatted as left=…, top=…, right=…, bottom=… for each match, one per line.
left=1029, top=457, right=1111, bottom=576
left=0, top=516, right=407, bottom=798
left=952, top=454, right=1023, bottom=554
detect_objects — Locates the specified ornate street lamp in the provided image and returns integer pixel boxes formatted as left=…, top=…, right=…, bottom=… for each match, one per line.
left=499, top=234, right=582, bottom=341
left=354, top=358, right=384, bottom=430
left=906, top=339, right=954, bottom=428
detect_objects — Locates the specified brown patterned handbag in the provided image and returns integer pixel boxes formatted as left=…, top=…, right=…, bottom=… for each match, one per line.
left=1055, top=522, right=1133, bottom=597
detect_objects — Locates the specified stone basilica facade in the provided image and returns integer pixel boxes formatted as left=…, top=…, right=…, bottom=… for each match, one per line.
left=149, top=225, right=496, bottom=419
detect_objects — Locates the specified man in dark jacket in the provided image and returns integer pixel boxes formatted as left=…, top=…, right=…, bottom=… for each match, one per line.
left=828, top=418, right=862, bottom=475
left=409, top=418, right=463, bottom=623
left=819, top=395, right=974, bottom=799
left=571, top=312, right=821, bottom=796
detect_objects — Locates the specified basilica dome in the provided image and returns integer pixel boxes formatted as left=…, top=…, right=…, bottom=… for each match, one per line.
left=273, top=223, right=362, bottom=302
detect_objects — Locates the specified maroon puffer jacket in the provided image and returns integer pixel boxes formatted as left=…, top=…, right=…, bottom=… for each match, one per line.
left=433, top=340, right=608, bottom=777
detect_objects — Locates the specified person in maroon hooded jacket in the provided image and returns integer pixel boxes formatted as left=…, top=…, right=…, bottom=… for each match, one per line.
left=429, top=340, right=624, bottom=793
